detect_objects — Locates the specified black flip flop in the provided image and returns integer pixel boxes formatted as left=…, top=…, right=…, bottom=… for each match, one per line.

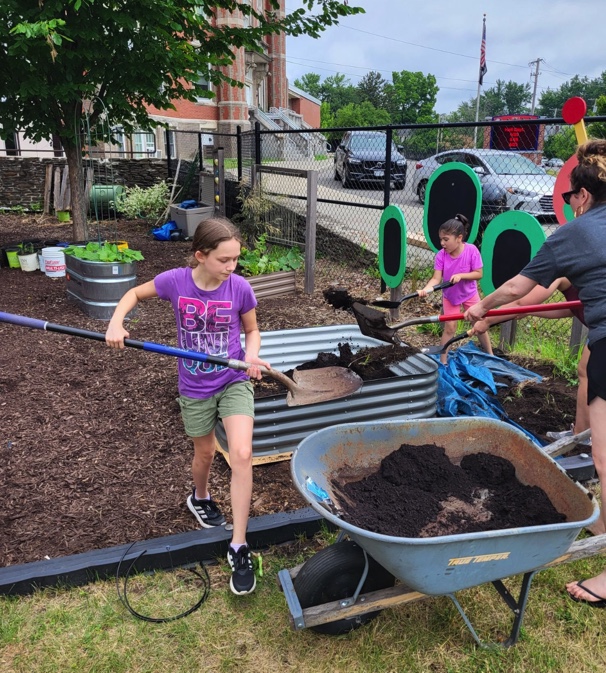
left=567, top=580, right=606, bottom=608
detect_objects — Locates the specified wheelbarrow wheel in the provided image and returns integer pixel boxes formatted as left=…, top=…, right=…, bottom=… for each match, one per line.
left=293, top=540, right=396, bottom=635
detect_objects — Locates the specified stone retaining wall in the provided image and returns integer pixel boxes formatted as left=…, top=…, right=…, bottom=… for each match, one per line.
left=0, top=158, right=170, bottom=209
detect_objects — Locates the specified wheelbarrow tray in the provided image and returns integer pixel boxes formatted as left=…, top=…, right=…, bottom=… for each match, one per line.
left=291, top=417, right=599, bottom=595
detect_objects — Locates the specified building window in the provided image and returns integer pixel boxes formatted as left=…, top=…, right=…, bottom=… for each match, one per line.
left=164, top=129, right=177, bottom=159
left=195, top=68, right=212, bottom=101
left=5, top=132, right=20, bottom=156
left=133, top=132, right=156, bottom=158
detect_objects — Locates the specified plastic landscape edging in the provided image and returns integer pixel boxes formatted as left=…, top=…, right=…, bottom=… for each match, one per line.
left=0, top=507, right=332, bottom=596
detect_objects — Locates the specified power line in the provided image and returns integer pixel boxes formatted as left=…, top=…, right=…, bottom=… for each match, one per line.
left=336, top=23, right=529, bottom=70
left=287, top=54, right=487, bottom=85
left=286, top=58, right=479, bottom=93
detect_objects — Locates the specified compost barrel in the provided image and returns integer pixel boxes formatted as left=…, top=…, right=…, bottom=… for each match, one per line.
left=65, top=255, right=137, bottom=320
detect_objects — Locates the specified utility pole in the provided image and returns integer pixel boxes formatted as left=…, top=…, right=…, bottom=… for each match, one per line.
left=529, top=58, right=543, bottom=114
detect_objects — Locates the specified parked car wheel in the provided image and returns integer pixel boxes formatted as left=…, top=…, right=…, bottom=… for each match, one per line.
left=417, top=179, right=428, bottom=203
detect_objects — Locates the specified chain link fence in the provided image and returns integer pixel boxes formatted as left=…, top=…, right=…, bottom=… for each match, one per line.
left=167, top=117, right=595, bottom=353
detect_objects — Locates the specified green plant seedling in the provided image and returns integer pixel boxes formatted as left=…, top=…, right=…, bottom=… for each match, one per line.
left=63, top=241, right=144, bottom=263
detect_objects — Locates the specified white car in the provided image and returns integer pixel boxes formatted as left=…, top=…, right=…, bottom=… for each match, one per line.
left=411, top=149, right=557, bottom=221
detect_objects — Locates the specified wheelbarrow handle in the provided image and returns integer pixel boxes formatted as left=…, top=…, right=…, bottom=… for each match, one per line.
left=392, top=300, right=583, bottom=329
left=0, top=310, right=263, bottom=373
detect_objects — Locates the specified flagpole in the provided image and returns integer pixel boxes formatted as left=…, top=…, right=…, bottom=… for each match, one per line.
left=474, top=14, right=487, bottom=146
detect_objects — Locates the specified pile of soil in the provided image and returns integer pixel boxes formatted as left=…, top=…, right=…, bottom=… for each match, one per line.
left=334, top=442, right=566, bottom=538
left=253, top=341, right=420, bottom=397
left=0, top=214, right=582, bottom=568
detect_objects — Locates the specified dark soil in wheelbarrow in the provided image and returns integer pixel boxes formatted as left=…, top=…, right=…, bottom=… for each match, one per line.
left=334, top=443, right=566, bottom=538
left=0, top=214, right=583, bottom=567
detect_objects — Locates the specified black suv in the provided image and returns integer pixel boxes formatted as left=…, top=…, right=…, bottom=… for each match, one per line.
left=334, top=130, right=407, bottom=189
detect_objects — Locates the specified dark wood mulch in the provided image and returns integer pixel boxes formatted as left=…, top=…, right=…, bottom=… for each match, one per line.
left=0, top=214, right=578, bottom=567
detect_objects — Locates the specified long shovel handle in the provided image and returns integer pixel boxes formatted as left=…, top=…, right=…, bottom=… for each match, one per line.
left=371, top=281, right=454, bottom=309
left=0, top=310, right=272, bottom=376
left=391, top=300, right=583, bottom=329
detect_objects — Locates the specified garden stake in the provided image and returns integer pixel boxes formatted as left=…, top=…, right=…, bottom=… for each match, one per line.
left=0, top=311, right=363, bottom=407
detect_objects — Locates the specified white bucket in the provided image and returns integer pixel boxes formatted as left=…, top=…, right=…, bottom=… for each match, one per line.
left=38, top=252, right=45, bottom=273
left=42, top=247, right=66, bottom=278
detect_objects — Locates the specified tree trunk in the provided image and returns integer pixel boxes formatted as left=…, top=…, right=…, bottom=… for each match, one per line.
left=62, top=141, right=87, bottom=241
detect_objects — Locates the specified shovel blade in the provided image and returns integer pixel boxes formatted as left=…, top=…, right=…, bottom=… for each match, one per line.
left=286, top=366, right=363, bottom=406
left=352, top=302, right=401, bottom=345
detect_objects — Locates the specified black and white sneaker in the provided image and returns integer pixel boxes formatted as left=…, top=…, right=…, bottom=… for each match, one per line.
left=227, top=545, right=256, bottom=595
left=186, top=489, right=226, bottom=528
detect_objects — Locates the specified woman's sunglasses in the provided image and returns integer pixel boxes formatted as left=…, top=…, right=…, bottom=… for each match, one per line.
left=561, top=189, right=579, bottom=205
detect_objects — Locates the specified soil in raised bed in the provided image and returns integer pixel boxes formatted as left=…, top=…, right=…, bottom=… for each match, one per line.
left=333, top=442, right=566, bottom=538
left=252, top=341, right=420, bottom=397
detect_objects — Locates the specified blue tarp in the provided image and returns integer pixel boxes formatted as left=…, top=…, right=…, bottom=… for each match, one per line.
left=425, top=343, right=545, bottom=446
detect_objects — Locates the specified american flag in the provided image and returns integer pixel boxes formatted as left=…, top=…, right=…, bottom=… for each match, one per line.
left=479, top=17, right=487, bottom=86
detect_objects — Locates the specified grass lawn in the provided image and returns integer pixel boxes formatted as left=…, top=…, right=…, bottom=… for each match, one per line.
left=2, top=533, right=606, bottom=673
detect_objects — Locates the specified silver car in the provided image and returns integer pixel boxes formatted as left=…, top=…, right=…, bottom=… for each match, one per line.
left=411, top=149, right=557, bottom=221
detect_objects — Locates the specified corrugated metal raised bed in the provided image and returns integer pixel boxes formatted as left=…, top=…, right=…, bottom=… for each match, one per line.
left=246, top=270, right=297, bottom=299
left=216, top=325, right=438, bottom=462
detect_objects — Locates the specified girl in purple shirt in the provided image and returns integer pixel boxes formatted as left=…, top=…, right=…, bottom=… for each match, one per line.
left=419, top=214, right=493, bottom=364
left=106, top=218, right=269, bottom=596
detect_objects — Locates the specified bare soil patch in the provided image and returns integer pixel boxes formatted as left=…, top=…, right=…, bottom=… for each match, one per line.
left=0, top=214, right=579, bottom=567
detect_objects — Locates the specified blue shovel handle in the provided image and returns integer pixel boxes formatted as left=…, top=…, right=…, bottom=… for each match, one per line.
left=0, top=310, right=251, bottom=371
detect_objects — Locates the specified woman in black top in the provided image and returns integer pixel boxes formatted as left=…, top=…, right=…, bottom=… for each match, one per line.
left=466, top=139, right=606, bottom=607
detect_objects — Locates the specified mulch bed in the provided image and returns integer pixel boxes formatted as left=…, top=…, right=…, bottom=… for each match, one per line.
left=0, top=214, right=579, bottom=568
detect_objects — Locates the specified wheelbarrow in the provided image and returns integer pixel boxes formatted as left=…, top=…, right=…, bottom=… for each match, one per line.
left=278, top=417, right=602, bottom=647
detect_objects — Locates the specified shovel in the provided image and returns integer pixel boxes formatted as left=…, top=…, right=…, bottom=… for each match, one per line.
left=420, top=330, right=472, bottom=355
left=371, top=280, right=454, bottom=309
left=352, top=300, right=583, bottom=345
left=0, top=311, right=363, bottom=407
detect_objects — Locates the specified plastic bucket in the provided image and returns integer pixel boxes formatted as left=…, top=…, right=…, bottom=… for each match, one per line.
left=42, top=247, right=66, bottom=278
left=38, top=253, right=46, bottom=273
left=18, top=253, right=39, bottom=272
left=5, top=247, right=21, bottom=269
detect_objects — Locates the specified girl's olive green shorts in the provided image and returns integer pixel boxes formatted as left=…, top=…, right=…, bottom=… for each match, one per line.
left=178, top=381, right=254, bottom=438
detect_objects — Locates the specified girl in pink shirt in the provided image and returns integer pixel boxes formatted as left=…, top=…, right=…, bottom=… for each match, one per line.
left=419, top=214, right=493, bottom=364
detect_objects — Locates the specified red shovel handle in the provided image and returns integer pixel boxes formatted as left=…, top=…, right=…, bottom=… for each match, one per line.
left=437, top=300, right=582, bottom=323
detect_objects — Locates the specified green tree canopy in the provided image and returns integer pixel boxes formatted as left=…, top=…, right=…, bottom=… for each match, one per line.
left=483, top=79, right=532, bottom=117
left=356, top=70, right=389, bottom=110
left=0, top=0, right=362, bottom=238
left=537, top=72, right=606, bottom=117
left=293, top=72, right=322, bottom=99
left=385, top=70, right=438, bottom=124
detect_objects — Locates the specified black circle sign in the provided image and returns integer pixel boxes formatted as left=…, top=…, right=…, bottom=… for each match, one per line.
left=423, top=163, right=482, bottom=251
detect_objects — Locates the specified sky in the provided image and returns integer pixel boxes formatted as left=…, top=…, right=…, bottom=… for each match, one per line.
left=285, top=0, right=606, bottom=115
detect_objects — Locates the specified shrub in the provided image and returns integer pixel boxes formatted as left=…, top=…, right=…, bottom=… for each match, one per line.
left=115, top=181, right=170, bottom=219
left=238, top=234, right=303, bottom=277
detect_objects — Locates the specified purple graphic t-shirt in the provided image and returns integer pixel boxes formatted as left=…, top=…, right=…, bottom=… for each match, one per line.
left=154, top=268, right=257, bottom=399
left=435, top=243, right=483, bottom=306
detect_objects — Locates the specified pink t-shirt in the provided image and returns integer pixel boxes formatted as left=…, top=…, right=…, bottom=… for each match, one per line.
left=154, top=268, right=257, bottom=399
left=435, top=243, right=483, bottom=306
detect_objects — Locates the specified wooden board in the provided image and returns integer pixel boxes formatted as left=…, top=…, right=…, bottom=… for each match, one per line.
left=215, top=439, right=292, bottom=467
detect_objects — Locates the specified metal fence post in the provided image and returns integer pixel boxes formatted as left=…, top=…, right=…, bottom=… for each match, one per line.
left=165, top=128, right=171, bottom=181
left=305, top=169, right=318, bottom=294
left=236, top=125, right=243, bottom=183
left=254, top=122, right=261, bottom=167
left=569, top=318, right=588, bottom=357
left=198, top=132, right=203, bottom=172
left=384, top=126, right=393, bottom=210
